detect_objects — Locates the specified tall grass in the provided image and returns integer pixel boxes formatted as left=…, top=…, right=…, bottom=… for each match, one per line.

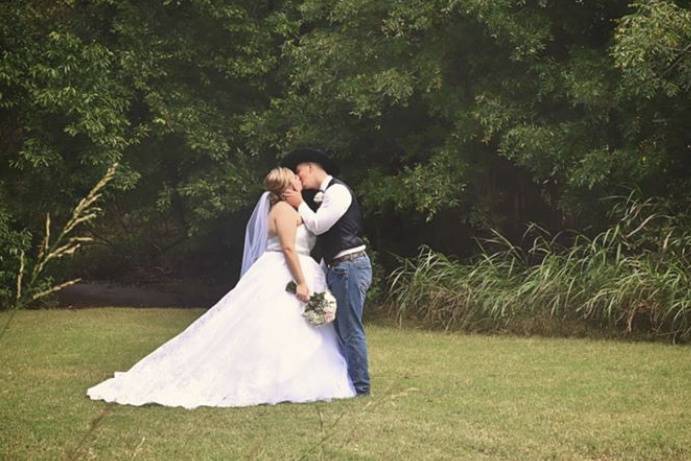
left=0, top=163, right=118, bottom=340
left=388, top=193, right=691, bottom=342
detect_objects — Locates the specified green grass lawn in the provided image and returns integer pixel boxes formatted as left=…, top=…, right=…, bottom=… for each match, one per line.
left=1, top=308, right=690, bottom=460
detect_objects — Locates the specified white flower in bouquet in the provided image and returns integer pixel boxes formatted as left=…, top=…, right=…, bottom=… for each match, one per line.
left=286, top=281, right=337, bottom=326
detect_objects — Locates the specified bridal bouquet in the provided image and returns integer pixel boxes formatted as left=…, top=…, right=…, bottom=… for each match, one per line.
left=285, top=281, right=337, bottom=326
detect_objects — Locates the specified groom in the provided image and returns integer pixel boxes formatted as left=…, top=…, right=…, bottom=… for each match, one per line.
left=281, top=148, right=373, bottom=396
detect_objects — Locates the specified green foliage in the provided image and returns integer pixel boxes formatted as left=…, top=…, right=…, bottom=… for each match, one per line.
left=1, top=0, right=294, bottom=280
left=613, top=0, right=691, bottom=98
left=0, top=207, right=31, bottom=307
left=362, top=149, right=466, bottom=220
left=1, top=164, right=118, bottom=315
left=258, top=0, right=689, bottom=229
left=1, top=0, right=690, bottom=288
left=389, top=193, right=691, bottom=341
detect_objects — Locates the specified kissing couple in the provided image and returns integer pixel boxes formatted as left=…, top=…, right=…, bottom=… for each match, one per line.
left=87, top=148, right=373, bottom=409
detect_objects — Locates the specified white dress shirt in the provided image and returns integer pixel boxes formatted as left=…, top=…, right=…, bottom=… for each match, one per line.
left=297, top=175, right=366, bottom=259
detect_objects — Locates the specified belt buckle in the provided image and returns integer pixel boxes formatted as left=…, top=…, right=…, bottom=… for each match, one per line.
left=330, top=250, right=363, bottom=267
left=328, top=255, right=346, bottom=268
left=349, top=251, right=364, bottom=261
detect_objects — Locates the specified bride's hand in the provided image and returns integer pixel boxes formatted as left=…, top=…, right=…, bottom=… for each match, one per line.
left=296, top=283, right=310, bottom=302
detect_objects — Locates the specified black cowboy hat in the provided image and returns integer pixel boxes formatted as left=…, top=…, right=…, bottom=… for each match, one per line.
left=280, top=147, right=340, bottom=176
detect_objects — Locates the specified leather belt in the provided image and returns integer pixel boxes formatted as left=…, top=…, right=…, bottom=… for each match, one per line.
left=327, top=250, right=367, bottom=267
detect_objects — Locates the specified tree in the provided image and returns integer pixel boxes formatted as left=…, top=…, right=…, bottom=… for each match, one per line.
left=0, top=1, right=296, bottom=289
left=2, top=1, right=689, bottom=295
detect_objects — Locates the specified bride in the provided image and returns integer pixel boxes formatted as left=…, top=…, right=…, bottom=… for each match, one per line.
left=86, top=167, right=356, bottom=409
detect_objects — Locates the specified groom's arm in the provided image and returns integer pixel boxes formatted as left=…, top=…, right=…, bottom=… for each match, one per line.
left=296, top=185, right=352, bottom=235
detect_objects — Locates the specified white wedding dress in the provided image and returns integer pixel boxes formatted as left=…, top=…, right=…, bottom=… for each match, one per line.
left=86, top=224, right=356, bottom=409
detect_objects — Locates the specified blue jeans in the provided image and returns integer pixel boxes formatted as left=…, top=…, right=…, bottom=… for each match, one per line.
left=326, top=253, right=372, bottom=394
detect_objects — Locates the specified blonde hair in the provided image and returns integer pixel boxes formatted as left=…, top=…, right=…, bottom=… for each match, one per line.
left=264, top=167, right=294, bottom=206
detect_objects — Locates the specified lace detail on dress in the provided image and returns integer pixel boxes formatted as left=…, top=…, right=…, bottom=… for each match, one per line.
left=85, top=224, right=355, bottom=409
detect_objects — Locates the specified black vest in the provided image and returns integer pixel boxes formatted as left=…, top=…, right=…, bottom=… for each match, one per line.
left=319, top=178, right=365, bottom=262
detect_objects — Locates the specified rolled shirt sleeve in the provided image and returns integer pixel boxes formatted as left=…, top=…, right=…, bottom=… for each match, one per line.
left=297, top=184, right=352, bottom=235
